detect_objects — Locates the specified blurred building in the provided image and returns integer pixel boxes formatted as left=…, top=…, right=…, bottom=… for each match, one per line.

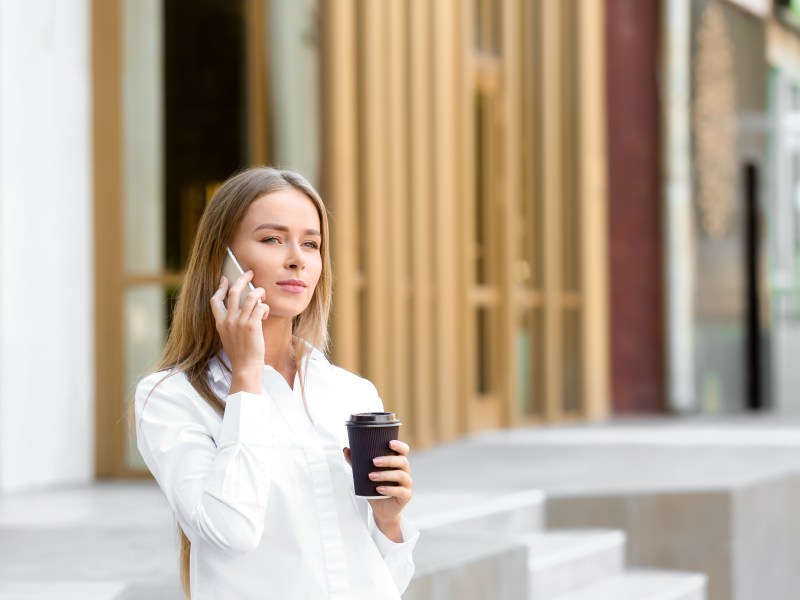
left=611, top=0, right=800, bottom=417
left=3, top=0, right=800, bottom=493
left=15, top=0, right=607, bottom=487
left=609, top=0, right=771, bottom=415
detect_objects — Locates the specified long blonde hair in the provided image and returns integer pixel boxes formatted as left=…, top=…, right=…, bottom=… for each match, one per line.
left=146, top=166, right=332, bottom=598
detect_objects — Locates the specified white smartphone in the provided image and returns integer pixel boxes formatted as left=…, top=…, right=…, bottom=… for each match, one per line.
left=222, top=247, right=256, bottom=309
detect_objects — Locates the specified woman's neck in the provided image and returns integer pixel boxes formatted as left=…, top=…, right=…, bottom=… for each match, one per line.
left=262, top=316, right=296, bottom=382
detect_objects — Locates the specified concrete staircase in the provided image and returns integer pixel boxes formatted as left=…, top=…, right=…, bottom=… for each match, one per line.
left=402, top=490, right=707, bottom=600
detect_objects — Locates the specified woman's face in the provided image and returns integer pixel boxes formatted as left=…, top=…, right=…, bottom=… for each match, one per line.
left=229, top=187, right=323, bottom=319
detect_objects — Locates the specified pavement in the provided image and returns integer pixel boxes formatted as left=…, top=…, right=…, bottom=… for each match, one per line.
left=0, top=481, right=181, bottom=599
left=3, top=414, right=800, bottom=599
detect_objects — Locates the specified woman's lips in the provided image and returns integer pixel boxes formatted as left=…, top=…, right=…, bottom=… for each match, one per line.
left=277, top=283, right=306, bottom=294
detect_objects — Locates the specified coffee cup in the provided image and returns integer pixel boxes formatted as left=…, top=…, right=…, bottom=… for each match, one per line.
left=345, top=412, right=401, bottom=498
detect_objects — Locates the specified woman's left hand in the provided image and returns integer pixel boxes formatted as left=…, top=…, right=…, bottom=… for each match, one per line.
left=343, top=440, right=413, bottom=542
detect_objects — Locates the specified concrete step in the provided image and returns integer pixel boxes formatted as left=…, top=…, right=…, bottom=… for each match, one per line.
left=403, top=489, right=545, bottom=534
left=552, top=569, right=707, bottom=600
left=403, top=530, right=529, bottom=600
left=522, top=529, right=625, bottom=600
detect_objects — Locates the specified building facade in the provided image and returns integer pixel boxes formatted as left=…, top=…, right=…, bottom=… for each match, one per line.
left=0, top=0, right=611, bottom=489
left=8, top=0, right=800, bottom=492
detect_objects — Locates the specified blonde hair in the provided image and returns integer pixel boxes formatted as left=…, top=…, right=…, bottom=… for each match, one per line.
left=144, top=166, right=332, bottom=598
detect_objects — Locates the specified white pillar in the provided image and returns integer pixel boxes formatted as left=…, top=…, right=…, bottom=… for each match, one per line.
left=0, top=0, right=93, bottom=492
left=662, top=0, right=697, bottom=412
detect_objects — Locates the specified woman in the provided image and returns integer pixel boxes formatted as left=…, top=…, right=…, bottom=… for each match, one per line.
left=134, top=167, right=418, bottom=599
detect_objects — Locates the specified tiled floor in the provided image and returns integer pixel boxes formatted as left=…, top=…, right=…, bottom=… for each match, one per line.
left=0, top=482, right=182, bottom=600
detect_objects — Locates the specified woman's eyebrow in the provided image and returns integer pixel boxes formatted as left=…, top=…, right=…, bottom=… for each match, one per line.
left=253, top=223, right=321, bottom=236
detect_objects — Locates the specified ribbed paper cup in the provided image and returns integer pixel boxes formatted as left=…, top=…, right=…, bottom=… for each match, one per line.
left=346, top=412, right=401, bottom=499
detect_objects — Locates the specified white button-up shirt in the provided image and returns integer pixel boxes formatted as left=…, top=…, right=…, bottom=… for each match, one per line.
left=134, top=347, right=419, bottom=599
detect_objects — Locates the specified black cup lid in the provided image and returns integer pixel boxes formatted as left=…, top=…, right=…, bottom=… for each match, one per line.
left=345, top=412, right=401, bottom=427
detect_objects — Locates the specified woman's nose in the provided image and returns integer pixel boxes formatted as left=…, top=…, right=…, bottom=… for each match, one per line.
left=286, top=242, right=305, bottom=269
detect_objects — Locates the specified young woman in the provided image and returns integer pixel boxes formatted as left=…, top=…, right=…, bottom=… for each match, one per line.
left=134, top=167, right=417, bottom=599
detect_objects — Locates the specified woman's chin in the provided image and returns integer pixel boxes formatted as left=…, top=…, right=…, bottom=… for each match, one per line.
left=264, top=303, right=311, bottom=321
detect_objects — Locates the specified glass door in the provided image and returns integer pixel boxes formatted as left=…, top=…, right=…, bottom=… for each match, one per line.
left=120, top=0, right=250, bottom=472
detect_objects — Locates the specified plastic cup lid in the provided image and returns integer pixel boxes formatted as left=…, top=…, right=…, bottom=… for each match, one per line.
left=345, top=412, right=401, bottom=427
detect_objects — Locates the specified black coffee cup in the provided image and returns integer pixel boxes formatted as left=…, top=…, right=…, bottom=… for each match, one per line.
left=345, top=412, right=401, bottom=498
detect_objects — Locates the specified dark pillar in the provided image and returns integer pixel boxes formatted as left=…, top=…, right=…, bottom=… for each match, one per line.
left=744, top=163, right=765, bottom=410
left=606, top=0, right=665, bottom=413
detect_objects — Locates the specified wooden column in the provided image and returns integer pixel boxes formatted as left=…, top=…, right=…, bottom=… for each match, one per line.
left=409, top=0, right=436, bottom=448
left=92, top=0, right=123, bottom=478
left=322, top=0, right=360, bottom=371
left=360, top=1, right=393, bottom=404
left=581, top=0, right=610, bottom=420
left=387, top=0, right=411, bottom=432
left=541, top=0, right=565, bottom=420
left=433, top=0, right=465, bottom=440
left=501, top=0, right=523, bottom=426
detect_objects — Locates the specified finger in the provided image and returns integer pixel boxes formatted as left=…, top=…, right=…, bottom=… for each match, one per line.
left=389, top=440, right=410, bottom=456
left=257, top=300, right=271, bottom=321
left=210, top=276, right=229, bottom=319
left=239, top=288, right=266, bottom=322
left=342, top=447, right=352, bottom=466
left=375, top=485, right=412, bottom=502
left=227, top=270, right=255, bottom=313
left=369, top=469, right=412, bottom=487
left=373, top=455, right=410, bottom=472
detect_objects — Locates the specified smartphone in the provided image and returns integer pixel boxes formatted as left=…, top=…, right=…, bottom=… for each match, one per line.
left=222, top=247, right=256, bottom=309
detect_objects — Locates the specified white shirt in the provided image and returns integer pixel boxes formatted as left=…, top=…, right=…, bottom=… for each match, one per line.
left=134, top=346, right=419, bottom=599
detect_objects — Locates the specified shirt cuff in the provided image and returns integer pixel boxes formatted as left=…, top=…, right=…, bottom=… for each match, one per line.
left=370, top=515, right=420, bottom=560
left=218, top=391, right=272, bottom=447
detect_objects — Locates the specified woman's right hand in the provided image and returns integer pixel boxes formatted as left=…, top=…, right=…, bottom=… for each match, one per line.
left=210, top=271, right=269, bottom=394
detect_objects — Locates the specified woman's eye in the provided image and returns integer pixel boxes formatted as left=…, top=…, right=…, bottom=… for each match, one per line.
left=303, top=241, right=320, bottom=249
left=262, top=236, right=281, bottom=244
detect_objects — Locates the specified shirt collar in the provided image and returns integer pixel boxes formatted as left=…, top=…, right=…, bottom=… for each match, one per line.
left=208, top=351, right=231, bottom=384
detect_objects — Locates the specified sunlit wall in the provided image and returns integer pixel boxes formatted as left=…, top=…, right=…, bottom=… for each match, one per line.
left=0, top=0, right=94, bottom=492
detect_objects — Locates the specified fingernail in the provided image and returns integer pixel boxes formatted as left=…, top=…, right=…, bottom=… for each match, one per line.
left=376, top=487, right=385, bottom=492
left=369, top=472, right=379, bottom=480
left=373, top=457, right=384, bottom=466
left=389, top=441, right=397, bottom=449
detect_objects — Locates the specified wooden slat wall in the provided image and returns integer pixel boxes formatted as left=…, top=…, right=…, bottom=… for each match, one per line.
left=321, top=0, right=609, bottom=448
left=324, top=0, right=466, bottom=447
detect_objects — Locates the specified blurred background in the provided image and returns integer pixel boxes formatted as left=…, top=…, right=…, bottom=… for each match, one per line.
left=4, top=0, right=800, bottom=598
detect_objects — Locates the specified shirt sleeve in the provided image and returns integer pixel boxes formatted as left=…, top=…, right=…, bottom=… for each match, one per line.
left=134, top=371, right=273, bottom=556
left=369, top=515, right=420, bottom=594
left=356, top=376, right=420, bottom=593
